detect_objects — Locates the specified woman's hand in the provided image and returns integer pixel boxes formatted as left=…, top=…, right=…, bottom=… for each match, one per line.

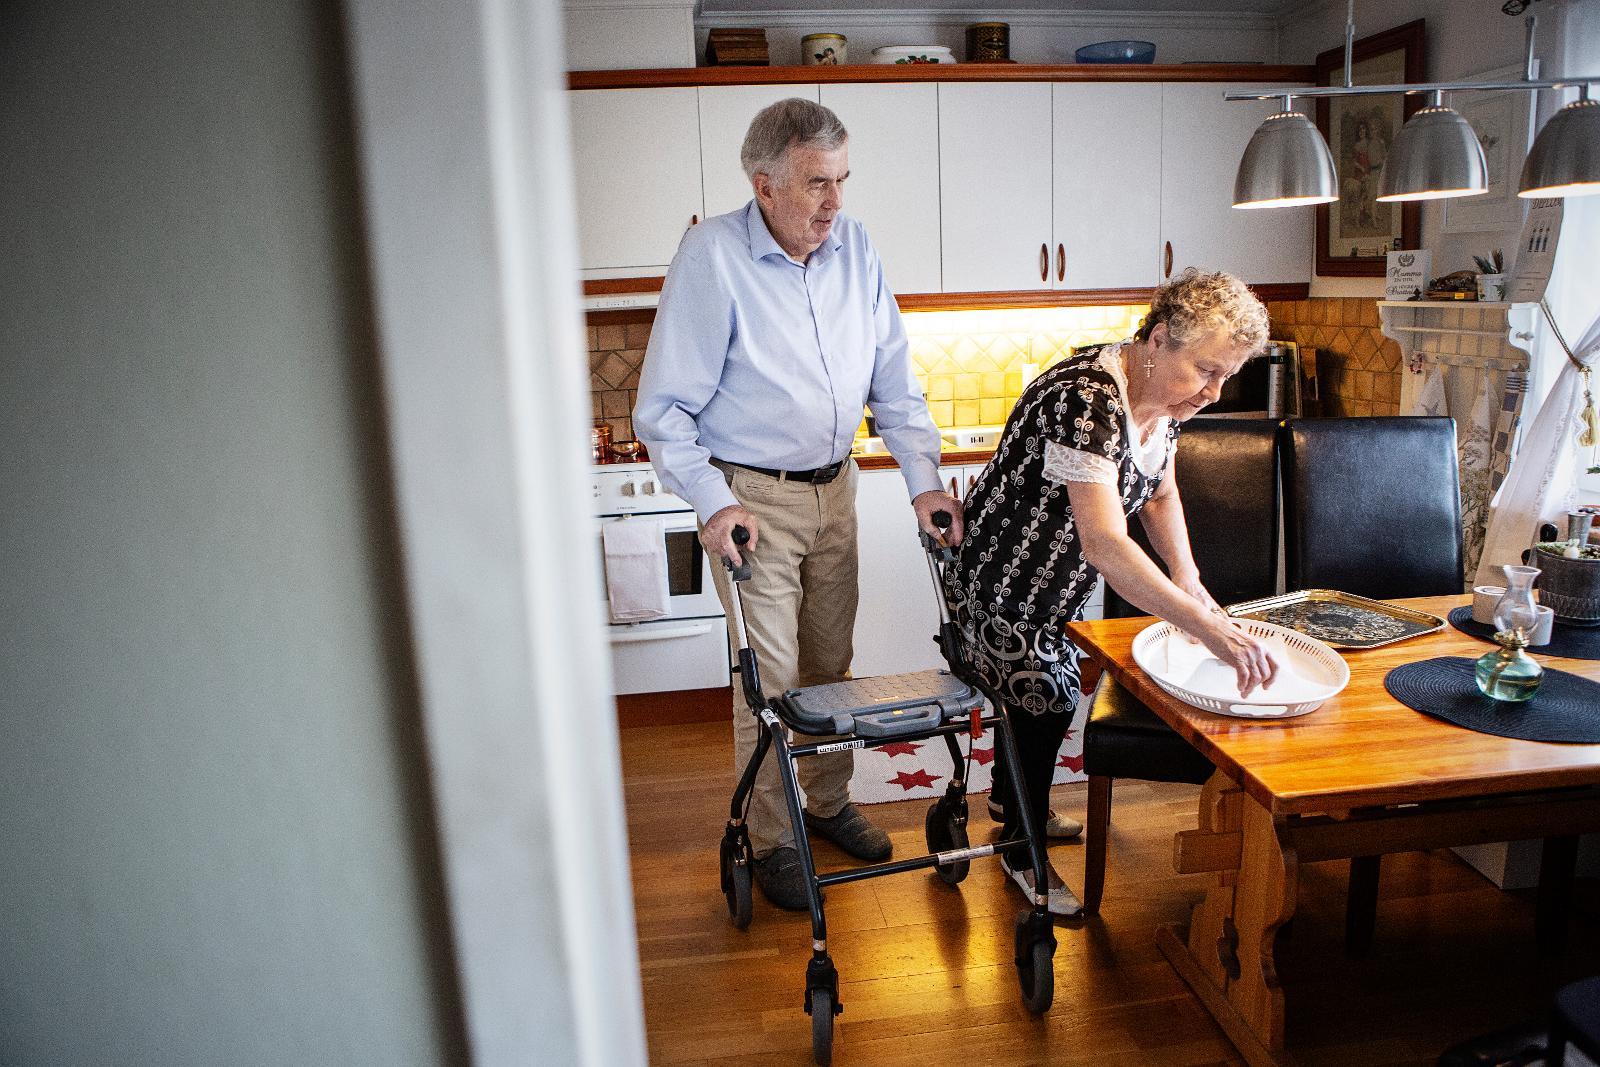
left=1193, top=611, right=1278, bottom=699
left=1171, top=568, right=1223, bottom=616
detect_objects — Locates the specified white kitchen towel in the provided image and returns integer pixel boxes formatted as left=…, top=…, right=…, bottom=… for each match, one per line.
left=602, top=517, right=671, bottom=624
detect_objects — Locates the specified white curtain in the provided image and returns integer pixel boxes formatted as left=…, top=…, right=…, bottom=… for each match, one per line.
left=1473, top=195, right=1600, bottom=588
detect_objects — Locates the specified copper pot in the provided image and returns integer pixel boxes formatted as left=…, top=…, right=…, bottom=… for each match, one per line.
left=592, top=421, right=613, bottom=463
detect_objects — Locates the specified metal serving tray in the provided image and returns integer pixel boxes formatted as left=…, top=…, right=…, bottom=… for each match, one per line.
left=1224, top=589, right=1446, bottom=649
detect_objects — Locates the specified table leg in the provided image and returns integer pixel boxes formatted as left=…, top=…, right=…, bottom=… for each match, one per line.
left=1159, top=770, right=1297, bottom=1067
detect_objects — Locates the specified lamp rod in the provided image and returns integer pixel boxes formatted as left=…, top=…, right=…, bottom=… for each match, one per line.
left=1524, top=15, right=1538, bottom=83
left=1342, top=0, right=1354, bottom=89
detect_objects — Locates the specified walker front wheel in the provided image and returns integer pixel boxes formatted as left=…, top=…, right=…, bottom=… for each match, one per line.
left=719, top=833, right=753, bottom=930
left=809, top=987, right=836, bottom=1066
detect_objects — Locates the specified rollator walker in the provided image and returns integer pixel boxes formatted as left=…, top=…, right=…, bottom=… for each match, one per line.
left=716, top=513, right=1056, bottom=1066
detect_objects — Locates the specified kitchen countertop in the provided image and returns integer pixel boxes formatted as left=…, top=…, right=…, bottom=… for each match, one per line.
left=852, top=446, right=996, bottom=471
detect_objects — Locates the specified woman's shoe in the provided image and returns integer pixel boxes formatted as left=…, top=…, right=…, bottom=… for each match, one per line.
left=1001, top=857, right=1084, bottom=918
left=987, top=797, right=1084, bottom=840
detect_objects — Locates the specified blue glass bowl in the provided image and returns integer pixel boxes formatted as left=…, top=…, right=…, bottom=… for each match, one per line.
left=1074, top=40, right=1156, bottom=64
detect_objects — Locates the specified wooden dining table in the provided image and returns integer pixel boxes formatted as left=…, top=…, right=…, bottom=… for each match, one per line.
left=1068, top=594, right=1600, bottom=1067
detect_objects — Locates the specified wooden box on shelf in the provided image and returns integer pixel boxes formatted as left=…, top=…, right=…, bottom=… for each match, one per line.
left=705, top=28, right=769, bottom=67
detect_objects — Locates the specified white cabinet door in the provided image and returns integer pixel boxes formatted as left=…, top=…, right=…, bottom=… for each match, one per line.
left=938, top=83, right=1053, bottom=294
left=569, top=87, right=703, bottom=273
left=819, top=83, right=942, bottom=296
left=1053, top=83, right=1162, bottom=290
left=1160, top=83, right=1312, bottom=284
left=698, top=84, right=820, bottom=221
left=851, top=466, right=964, bottom=678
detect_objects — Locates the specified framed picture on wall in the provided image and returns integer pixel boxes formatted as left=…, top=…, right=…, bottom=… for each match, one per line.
left=1314, top=19, right=1425, bottom=277
left=1442, top=62, right=1539, bottom=234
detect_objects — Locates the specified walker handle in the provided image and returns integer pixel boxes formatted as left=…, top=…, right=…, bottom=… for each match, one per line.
left=724, top=525, right=752, bottom=583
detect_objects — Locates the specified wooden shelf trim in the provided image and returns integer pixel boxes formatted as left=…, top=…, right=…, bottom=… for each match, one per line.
left=569, top=63, right=1315, bottom=91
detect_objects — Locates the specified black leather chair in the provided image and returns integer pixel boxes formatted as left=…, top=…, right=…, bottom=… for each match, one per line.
left=1279, top=416, right=1465, bottom=954
left=1081, top=419, right=1279, bottom=915
left=1279, top=416, right=1463, bottom=599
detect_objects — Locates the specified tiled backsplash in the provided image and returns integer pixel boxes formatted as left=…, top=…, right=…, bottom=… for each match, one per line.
left=903, top=306, right=1149, bottom=428
left=588, top=304, right=1149, bottom=444
left=590, top=298, right=1403, bottom=445
left=1266, top=298, right=1402, bottom=417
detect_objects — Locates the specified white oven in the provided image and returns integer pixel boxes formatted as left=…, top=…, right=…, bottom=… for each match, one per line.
left=595, top=462, right=730, bottom=696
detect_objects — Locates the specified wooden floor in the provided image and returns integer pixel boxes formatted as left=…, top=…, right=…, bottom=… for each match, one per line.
left=622, top=720, right=1600, bottom=1066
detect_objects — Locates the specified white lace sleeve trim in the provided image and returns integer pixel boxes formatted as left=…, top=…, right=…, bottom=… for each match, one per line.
left=1043, top=438, right=1117, bottom=485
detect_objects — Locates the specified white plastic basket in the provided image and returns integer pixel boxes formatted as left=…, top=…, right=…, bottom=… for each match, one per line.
left=1130, top=618, right=1349, bottom=719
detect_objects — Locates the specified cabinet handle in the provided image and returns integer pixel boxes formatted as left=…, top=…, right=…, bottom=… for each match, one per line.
left=966, top=474, right=976, bottom=493
left=689, top=214, right=698, bottom=227
left=1039, top=243, right=1048, bottom=283
left=1163, top=241, right=1173, bottom=279
left=948, top=476, right=959, bottom=496
left=1056, top=243, right=1065, bottom=283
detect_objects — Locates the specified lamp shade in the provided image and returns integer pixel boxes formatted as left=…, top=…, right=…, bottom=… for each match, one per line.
left=1519, top=95, right=1600, bottom=198
left=1233, top=110, right=1338, bottom=208
left=1376, top=103, right=1488, bottom=202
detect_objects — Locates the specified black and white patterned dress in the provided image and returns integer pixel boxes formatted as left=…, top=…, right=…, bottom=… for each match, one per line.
left=946, top=343, right=1180, bottom=718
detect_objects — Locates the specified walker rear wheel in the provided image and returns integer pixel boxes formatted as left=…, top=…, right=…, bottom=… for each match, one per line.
left=924, top=799, right=970, bottom=885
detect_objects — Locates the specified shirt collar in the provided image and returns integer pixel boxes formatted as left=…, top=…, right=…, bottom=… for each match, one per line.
left=743, top=199, right=844, bottom=265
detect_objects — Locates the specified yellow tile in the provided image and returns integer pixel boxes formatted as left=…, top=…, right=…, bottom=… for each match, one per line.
left=953, top=400, right=981, bottom=426
left=926, top=376, right=954, bottom=401
left=928, top=400, right=955, bottom=427
left=980, top=398, right=1008, bottom=424
left=980, top=372, right=1008, bottom=398
left=954, top=373, right=980, bottom=400
left=1005, top=371, right=1024, bottom=393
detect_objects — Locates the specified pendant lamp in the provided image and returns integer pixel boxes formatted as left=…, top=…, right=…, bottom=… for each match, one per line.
left=1233, top=108, right=1339, bottom=209
left=1519, top=88, right=1600, bottom=198
left=1376, top=92, right=1488, bottom=202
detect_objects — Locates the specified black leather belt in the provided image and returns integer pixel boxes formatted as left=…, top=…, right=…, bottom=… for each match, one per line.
left=722, top=459, right=847, bottom=484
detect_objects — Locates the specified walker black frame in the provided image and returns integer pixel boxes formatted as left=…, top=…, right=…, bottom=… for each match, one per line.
left=716, top=515, right=1058, bottom=1066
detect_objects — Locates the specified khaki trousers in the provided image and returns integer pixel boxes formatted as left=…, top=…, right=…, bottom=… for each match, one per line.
left=709, top=460, right=860, bottom=857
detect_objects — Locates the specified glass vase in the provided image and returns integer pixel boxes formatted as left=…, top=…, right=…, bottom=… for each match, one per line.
left=1475, top=565, right=1544, bottom=701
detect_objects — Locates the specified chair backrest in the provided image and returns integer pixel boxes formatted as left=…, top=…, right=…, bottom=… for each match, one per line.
left=1104, top=418, right=1280, bottom=619
left=1279, top=416, right=1463, bottom=599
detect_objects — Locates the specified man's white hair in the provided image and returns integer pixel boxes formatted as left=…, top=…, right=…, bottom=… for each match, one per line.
left=740, top=98, right=848, bottom=182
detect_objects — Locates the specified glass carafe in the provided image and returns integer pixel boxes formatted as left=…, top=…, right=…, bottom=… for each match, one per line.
left=1475, top=565, right=1544, bottom=701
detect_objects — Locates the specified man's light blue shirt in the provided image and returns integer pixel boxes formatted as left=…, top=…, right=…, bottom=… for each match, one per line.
left=633, top=200, right=944, bottom=522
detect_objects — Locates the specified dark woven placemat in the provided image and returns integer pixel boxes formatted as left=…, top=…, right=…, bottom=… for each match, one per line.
left=1447, top=606, right=1600, bottom=661
left=1385, top=657, right=1600, bottom=742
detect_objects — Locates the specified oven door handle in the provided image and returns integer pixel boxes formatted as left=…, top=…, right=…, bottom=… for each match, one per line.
left=608, top=620, right=718, bottom=644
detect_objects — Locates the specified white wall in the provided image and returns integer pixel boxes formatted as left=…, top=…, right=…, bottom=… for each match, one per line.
left=0, top=3, right=464, bottom=1063
left=566, top=0, right=698, bottom=68
left=1277, top=0, right=1574, bottom=297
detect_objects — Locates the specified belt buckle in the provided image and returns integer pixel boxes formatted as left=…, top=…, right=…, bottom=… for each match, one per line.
left=813, top=461, right=842, bottom=485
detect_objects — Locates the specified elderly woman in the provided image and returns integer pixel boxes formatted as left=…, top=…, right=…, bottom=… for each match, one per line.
left=947, top=268, right=1279, bottom=916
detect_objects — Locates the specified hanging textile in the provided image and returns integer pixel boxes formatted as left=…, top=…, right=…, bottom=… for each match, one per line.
left=1474, top=303, right=1600, bottom=588
left=1458, top=371, right=1497, bottom=576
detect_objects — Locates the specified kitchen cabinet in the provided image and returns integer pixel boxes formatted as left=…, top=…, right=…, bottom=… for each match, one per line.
left=1159, top=83, right=1312, bottom=284
left=937, top=83, right=1054, bottom=294
left=569, top=87, right=703, bottom=273
left=1053, top=82, right=1163, bottom=290
left=819, top=83, right=942, bottom=296
left=854, top=462, right=1107, bottom=677
left=852, top=464, right=973, bottom=677
left=698, top=84, right=820, bottom=220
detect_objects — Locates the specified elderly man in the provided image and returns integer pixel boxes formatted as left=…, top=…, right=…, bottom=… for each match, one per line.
left=633, top=98, right=963, bottom=909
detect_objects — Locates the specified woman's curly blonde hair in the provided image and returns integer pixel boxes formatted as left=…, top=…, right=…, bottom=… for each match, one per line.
left=1134, top=268, right=1269, bottom=355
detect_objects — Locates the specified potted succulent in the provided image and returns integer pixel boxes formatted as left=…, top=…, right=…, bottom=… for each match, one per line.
left=1536, top=490, right=1600, bottom=626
